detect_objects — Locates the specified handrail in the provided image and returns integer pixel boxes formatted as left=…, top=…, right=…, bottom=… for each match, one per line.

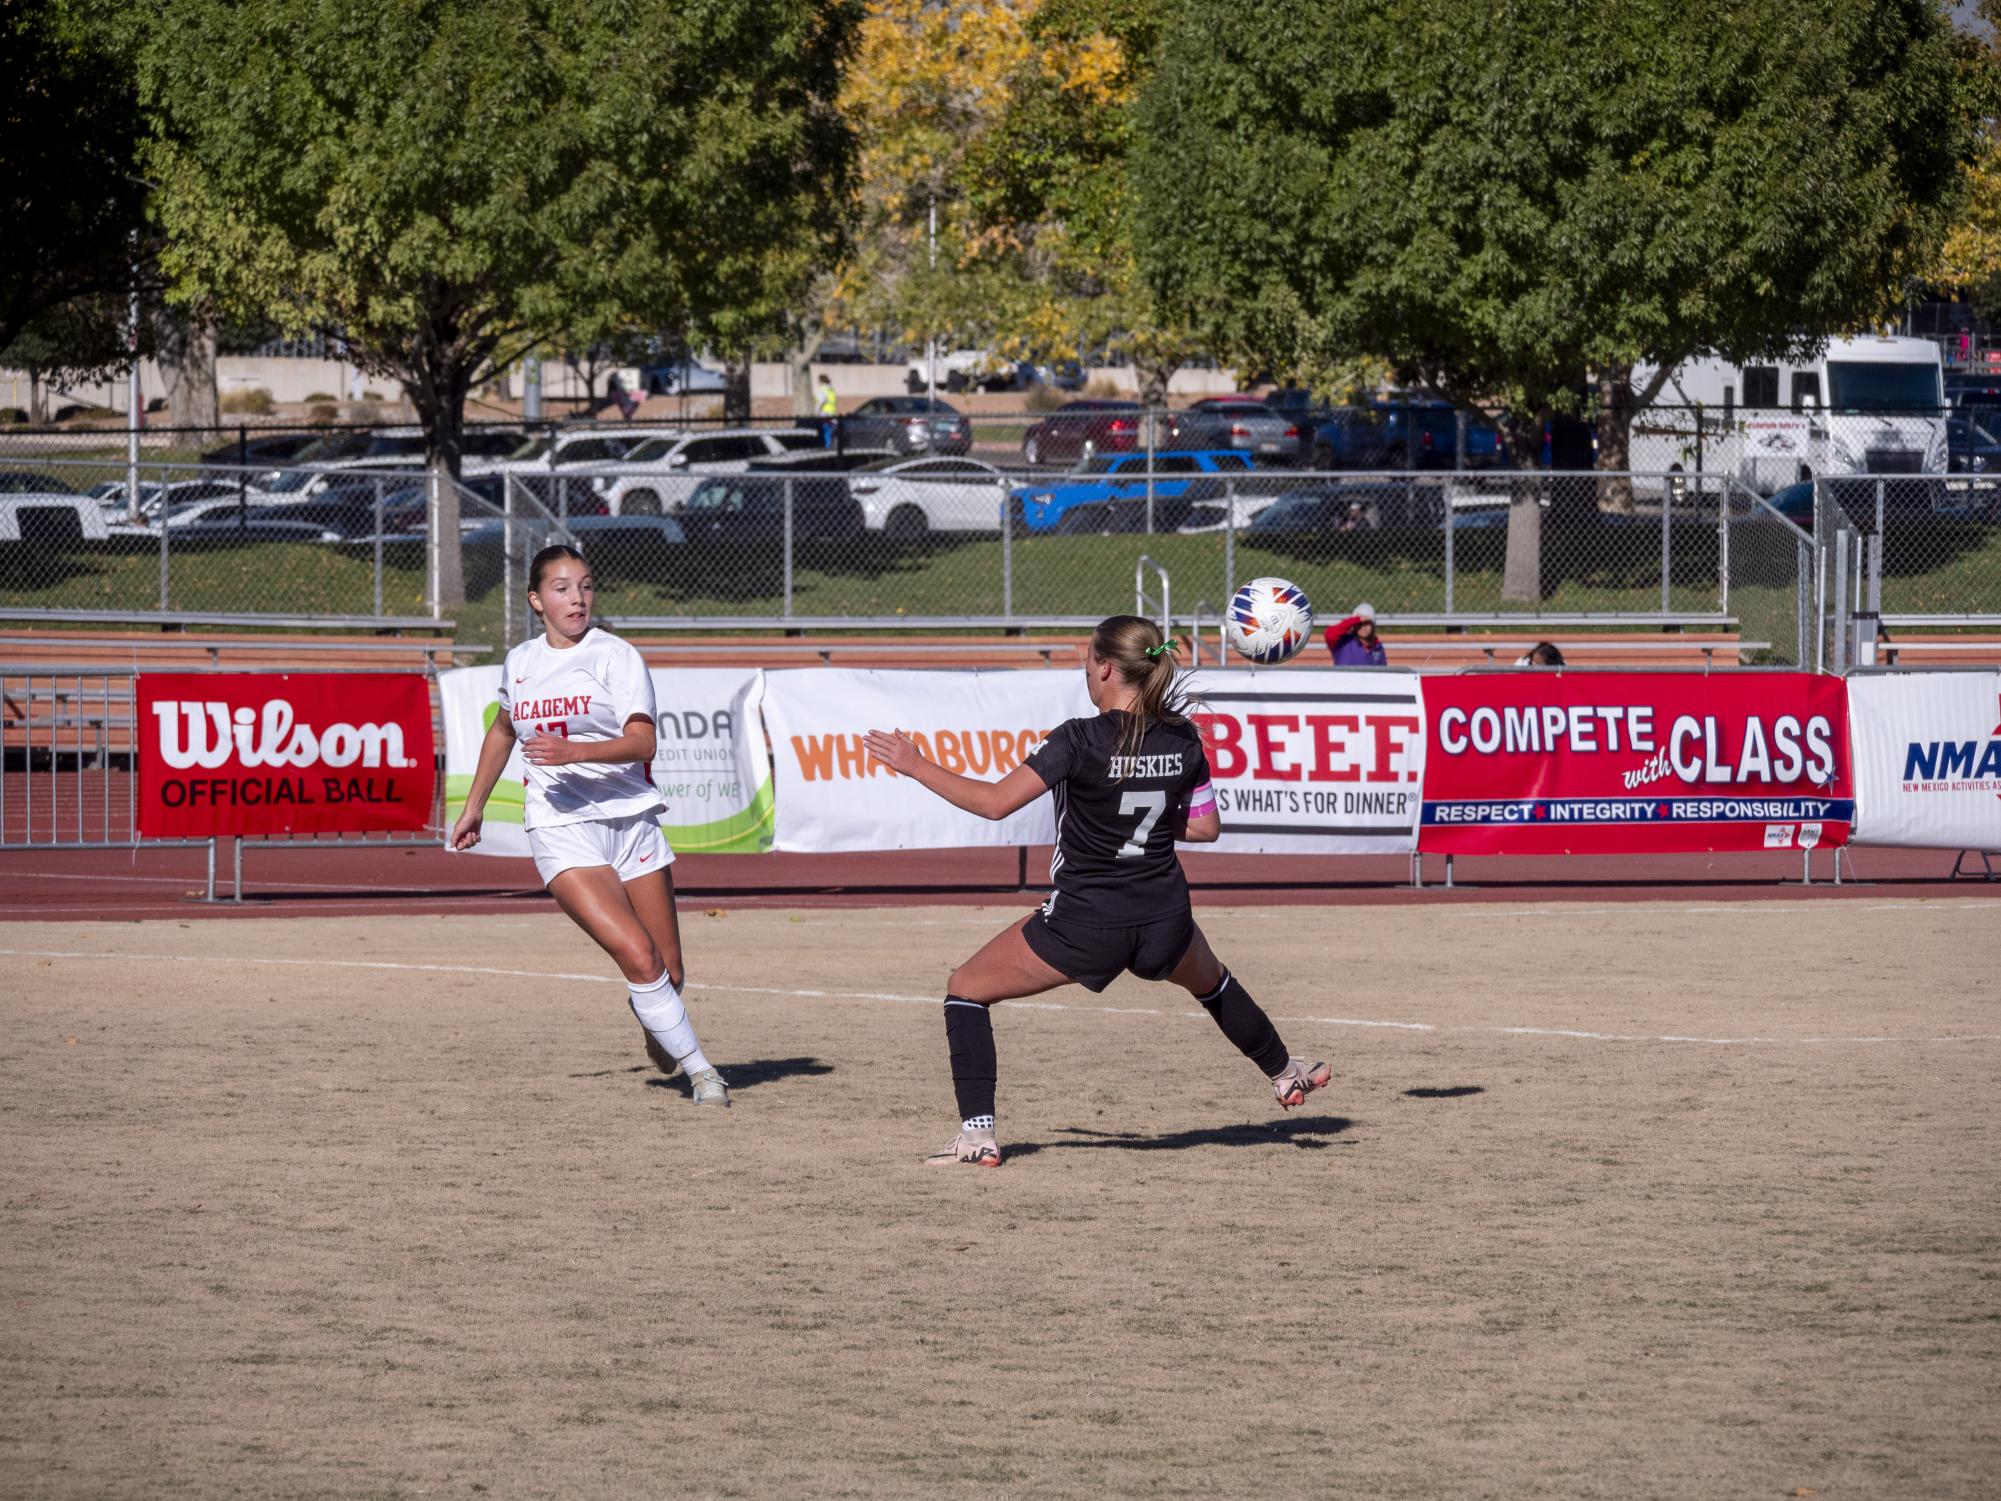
left=0, top=608, right=457, bottom=631
left=1135, top=554, right=1170, bottom=634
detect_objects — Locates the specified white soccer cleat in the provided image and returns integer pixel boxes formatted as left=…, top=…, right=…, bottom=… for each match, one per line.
left=924, top=1130, right=1002, bottom=1167
left=687, top=1068, right=730, bottom=1108
left=1271, top=1057, right=1332, bottom=1110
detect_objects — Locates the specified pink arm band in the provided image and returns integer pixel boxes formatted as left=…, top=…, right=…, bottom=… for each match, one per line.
left=1187, top=782, right=1216, bottom=819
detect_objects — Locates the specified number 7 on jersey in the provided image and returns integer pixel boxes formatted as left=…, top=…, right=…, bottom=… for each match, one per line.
left=1116, top=791, right=1167, bottom=858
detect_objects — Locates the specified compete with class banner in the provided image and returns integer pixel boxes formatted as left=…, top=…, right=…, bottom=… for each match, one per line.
left=439, top=665, right=773, bottom=856
left=1419, top=672, right=1854, bottom=855
left=1182, top=668, right=1423, bottom=853
left=138, top=672, right=435, bottom=837
left=1848, top=670, right=2001, bottom=850
left=760, top=668, right=1092, bottom=852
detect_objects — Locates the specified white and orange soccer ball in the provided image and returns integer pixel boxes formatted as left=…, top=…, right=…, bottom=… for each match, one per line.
left=1225, top=576, right=1314, bottom=665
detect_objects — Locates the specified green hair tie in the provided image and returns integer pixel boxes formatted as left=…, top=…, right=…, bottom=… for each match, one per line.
left=1144, top=637, right=1179, bottom=660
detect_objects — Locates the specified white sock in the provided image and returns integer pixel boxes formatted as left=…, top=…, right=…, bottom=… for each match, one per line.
left=961, top=1114, right=994, bottom=1135
left=628, top=971, right=710, bottom=1075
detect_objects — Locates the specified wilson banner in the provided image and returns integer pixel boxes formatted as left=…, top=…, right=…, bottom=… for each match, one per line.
left=1419, top=673, right=1853, bottom=855
left=1181, top=668, right=1423, bottom=853
left=439, top=665, right=773, bottom=857
left=760, top=668, right=1092, bottom=852
left=137, top=673, right=435, bottom=838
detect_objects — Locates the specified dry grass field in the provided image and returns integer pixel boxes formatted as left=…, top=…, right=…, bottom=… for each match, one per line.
left=3, top=899, right=1998, bottom=1499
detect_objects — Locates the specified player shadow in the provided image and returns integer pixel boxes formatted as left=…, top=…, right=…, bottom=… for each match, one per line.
left=1004, top=1114, right=1353, bottom=1158
left=1403, top=1085, right=1485, bottom=1099
left=643, top=1055, right=834, bottom=1098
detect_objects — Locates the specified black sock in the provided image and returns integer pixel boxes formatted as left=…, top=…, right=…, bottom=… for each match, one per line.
left=943, top=997, right=997, bottom=1123
left=1196, top=970, right=1290, bottom=1077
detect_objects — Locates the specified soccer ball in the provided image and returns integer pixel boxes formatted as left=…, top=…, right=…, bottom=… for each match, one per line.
left=1225, top=577, right=1314, bottom=664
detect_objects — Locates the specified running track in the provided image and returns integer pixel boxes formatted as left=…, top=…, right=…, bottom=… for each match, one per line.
left=0, top=842, right=1992, bottom=921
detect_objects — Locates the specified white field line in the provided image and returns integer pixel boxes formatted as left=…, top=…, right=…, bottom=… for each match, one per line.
left=3, top=946, right=1997, bottom=1047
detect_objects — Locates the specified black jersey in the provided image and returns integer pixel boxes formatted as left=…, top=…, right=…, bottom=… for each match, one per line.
left=1025, top=712, right=1211, bottom=927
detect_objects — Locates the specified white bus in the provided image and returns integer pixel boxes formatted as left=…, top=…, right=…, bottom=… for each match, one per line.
left=1633, top=334, right=1947, bottom=494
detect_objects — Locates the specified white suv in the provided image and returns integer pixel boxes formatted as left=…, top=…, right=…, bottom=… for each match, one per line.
left=600, top=428, right=824, bottom=515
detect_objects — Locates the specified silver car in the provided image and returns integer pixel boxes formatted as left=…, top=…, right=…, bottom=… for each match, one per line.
left=1167, top=399, right=1301, bottom=461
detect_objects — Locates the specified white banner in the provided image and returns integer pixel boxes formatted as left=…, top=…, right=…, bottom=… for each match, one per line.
left=1181, top=668, right=1425, bottom=853
left=440, top=665, right=773, bottom=857
left=1848, top=670, right=2001, bottom=850
left=761, top=668, right=1093, bottom=852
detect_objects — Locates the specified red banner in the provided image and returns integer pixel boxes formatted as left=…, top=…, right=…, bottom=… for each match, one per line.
left=1420, top=673, right=1852, bottom=854
left=137, top=674, right=435, bottom=838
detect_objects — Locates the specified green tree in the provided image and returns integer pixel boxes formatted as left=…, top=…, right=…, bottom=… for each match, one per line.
left=1136, top=0, right=1983, bottom=598
left=0, top=0, right=148, bottom=354
left=141, top=0, right=857, bottom=607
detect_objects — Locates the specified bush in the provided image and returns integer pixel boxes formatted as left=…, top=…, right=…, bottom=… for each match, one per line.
left=307, top=402, right=339, bottom=422
left=303, top=391, right=337, bottom=403
left=220, top=387, right=274, bottom=415
left=0, top=407, right=25, bottom=424
left=1085, top=376, right=1126, bottom=398
left=343, top=400, right=380, bottom=423
left=1024, top=383, right=1065, bottom=413
left=361, top=389, right=385, bottom=401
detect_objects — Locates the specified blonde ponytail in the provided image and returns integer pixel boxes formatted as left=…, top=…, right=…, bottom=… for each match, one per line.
left=1090, top=615, right=1189, bottom=765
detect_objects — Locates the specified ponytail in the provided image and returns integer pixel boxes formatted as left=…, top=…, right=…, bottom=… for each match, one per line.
left=1090, top=615, right=1189, bottom=766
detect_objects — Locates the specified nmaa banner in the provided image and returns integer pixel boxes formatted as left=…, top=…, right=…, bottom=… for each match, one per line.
left=1848, top=670, right=2001, bottom=850
left=440, top=665, right=772, bottom=856
left=1183, top=668, right=1423, bottom=853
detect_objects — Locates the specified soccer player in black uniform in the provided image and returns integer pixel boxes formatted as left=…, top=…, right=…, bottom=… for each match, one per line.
left=862, top=614, right=1331, bottom=1167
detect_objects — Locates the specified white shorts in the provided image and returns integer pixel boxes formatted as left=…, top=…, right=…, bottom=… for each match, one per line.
left=528, top=812, right=675, bottom=886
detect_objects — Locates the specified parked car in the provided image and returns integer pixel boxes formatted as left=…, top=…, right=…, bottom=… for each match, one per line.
left=848, top=456, right=1009, bottom=539
left=1946, top=411, right=2001, bottom=512
left=903, top=348, right=1019, bottom=394
left=599, top=428, right=826, bottom=516
left=1007, top=450, right=1257, bottom=534
left=638, top=358, right=727, bottom=396
left=198, top=432, right=321, bottom=473
left=0, top=470, right=73, bottom=494
left=0, top=494, right=110, bottom=545
left=678, top=472, right=864, bottom=546
left=1019, top=399, right=1145, bottom=466
left=1051, top=496, right=1198, bottom=534
left=1166, top=399, right=1302, bottom=463
left=840, top=397, right=973, bottom=456
left=1311, top=401, right=1505, bottom=471
left=251, top=457, right=427, bottom=501
left=463, top=514, right=690, bottom=581
left=1245, top=483, right=1424, bottom=536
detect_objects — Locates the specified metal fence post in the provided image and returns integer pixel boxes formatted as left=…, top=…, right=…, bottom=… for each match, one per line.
left=373, top=477, right=385, bottom=618
left=1000, top=479, right=1013, bottom=621
left=783, top=476, right=795, bottom=621
left=1796, top=535, right=1809, bottom=667
left=157, top=499, right=170, bottom=610
left=1443, top=480, right=1455, bottom=614
left=1717, top=482, right=1730, bottom=614
left=1223, top=475, right=1237, bottom=605
left=1660, top=478, right=1672, bottom=614
left=1830, top=524, right=1850, bottom=673
left=502, top=475, right=517, bottom=650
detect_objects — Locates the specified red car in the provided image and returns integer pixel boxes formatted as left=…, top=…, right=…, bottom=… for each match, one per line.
left=1019, top=399, right=1144, bottom=466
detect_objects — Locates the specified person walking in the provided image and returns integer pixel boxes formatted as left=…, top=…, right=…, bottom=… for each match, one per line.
left=862, top=615, right=1331, bottom=1167
left=817, top=373, right=840, bottom=447
left=449, top=544, right=729, bottom=1108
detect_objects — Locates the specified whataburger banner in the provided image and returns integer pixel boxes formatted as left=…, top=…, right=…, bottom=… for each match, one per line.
left=438, top=665, right=773, bottom=856
left=1847, top=670, right=2001, bottom=850
left=760, top=667, right=1093, bottom=852
left=1419, top=672, right=1854, bottom=855
left=1181, top=668, right=1423, bottom=853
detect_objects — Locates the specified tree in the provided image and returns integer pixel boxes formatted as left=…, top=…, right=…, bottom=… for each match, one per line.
left=141, top=0, right=857, bottom=608
left=1136, top=0, right=1984, bottom=598
left=0, top=0, right=149, bottom=354
left=0, top=292, right=139, bottom=421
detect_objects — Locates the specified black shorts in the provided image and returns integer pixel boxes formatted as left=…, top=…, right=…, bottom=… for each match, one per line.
left=1022, top=906, right=1197, bottom=994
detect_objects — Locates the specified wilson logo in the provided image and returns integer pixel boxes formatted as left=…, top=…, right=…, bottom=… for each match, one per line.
left=151, top=699, right=418, bottom=771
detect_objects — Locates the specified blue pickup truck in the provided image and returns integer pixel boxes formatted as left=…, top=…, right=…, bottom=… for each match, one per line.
left=1007, top=450, right=1259, bottom=535
left=1312, top=402, right=1505, bottom=471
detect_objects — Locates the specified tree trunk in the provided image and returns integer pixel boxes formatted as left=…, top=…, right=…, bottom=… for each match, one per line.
left=722, top=352, right=751, bottom=423
left=159, top=312, right=218, bottom=430
left=788, top=326, right=825, bottom=419
left=1595, top=370, right=1634, bottom=514
left=407, top=362, right=469, bottom=613
left=26, top=368, right=46, bottom=423
left=1501, top=411, right=1547, bottom=604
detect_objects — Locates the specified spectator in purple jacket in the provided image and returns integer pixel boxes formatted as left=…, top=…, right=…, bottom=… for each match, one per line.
left=1325, top=602, right=1387, bottom=666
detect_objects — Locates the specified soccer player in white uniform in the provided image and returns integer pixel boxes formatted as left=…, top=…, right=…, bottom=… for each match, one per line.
left=449, top=545, right=728, bottom=1107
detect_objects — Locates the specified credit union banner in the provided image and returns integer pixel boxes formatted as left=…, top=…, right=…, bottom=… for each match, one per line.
left=439, top=665, right=772, bottom=857
left=760, top=668, right=1092, bottom=852
left=137, top=672, right=435, bottom=837
left=1182, top=668, right=1423, bottom=853
left=1419, top=672, right=1853, bottom=854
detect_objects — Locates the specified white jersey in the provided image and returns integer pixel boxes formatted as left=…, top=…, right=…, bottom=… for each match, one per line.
left=498, top=628, right=666, bottom=830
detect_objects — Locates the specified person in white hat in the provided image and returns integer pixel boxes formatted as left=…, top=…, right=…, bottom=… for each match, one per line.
left=1325, top=601, right=1386, bottom=665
